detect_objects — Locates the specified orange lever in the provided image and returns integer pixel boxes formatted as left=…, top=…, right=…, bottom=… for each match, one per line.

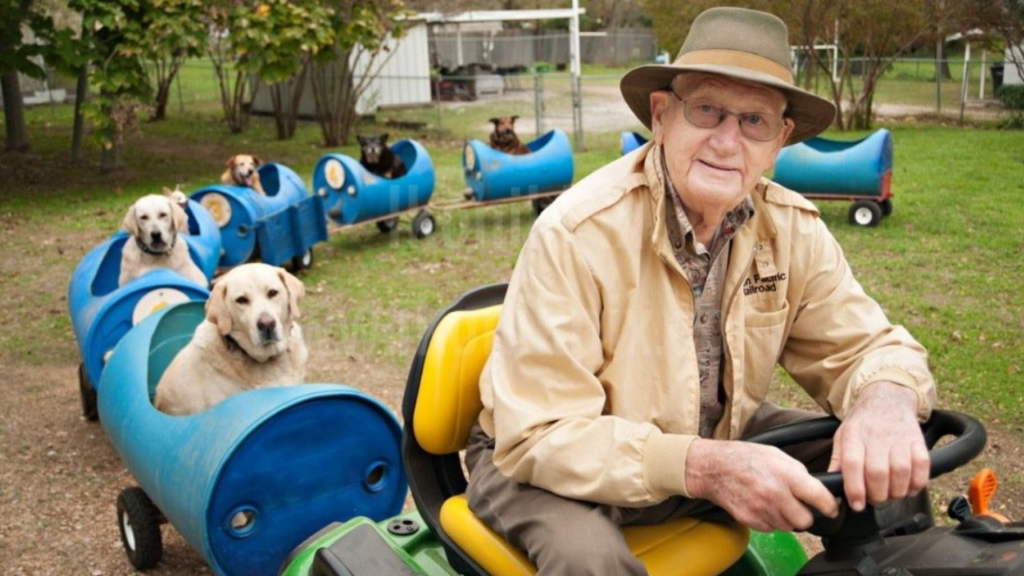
left=968, top=468, right=1011, bottom=523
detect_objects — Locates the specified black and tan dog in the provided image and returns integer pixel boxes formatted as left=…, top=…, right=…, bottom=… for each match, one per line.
left=357, top=134, right=407, bottom=179
left=488, top=116, right=530, bottom=155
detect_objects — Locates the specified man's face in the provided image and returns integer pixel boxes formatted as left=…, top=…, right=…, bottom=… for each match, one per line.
left=650, top=74, right=794, bottom=212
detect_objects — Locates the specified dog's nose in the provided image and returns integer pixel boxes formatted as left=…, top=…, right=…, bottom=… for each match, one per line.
left=151, top=231, right=163, bottom=242
left=257, top=313, right=277, bottom=339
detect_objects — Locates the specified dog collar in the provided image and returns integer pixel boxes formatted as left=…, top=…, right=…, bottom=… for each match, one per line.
left=223, top=334, right=262, bottom=364
left=134, top=234, right=176, bottom=256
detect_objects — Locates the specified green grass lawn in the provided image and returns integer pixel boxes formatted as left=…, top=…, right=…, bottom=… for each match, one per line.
left=1, top=103, right=1021, bottom=429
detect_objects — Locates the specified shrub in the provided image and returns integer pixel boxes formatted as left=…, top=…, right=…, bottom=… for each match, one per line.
left=996, top=85, right=1024, bottom=129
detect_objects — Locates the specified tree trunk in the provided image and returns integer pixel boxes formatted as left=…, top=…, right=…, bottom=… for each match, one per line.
left=101, top=142, right=123, bottom=173
left=72, top=66, right=88, bottom=162
left=1, top=70, right=30, bottom=152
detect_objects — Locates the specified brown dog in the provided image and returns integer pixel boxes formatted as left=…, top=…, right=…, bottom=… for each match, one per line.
left=221, top=154, right=266, bottom=195
left=488, top=116, right=530, bottom=155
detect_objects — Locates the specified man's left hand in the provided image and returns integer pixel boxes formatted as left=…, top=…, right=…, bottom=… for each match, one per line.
left=827, top=381, right=930, bottom=511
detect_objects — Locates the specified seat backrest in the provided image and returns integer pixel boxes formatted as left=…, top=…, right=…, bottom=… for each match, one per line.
left=413, top=304, right=502, bottom=455
left=401, top=284, right=507, bottom=576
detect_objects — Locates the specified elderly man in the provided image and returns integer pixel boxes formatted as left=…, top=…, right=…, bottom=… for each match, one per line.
left=465, top=6, right=936, bottom=575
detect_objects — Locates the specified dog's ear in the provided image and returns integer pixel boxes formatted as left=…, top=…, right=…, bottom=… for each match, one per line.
left=253, top=155, right=263, bottom=167
left=169, top=197, right=189, bottom=233
left=380, top=133, right=389, bottom=144
left=162, top=186, right=174, bottom=197
left=206, top=281, right=233, bottom=335
left=122, top=203, right=139, bottom=237
left=225, top=155, right=237, bottom=169
left=489, top=118, right=500, bottom=126
left=357, top=135, right=366, bottom=145
left=511, top=115, right=519, bottom=123
left=278, top=268, right=305, bottom=319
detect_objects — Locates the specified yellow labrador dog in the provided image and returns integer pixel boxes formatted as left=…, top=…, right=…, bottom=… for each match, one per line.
left=221, top=154, right=266, bottom=195
left=119, top=191, right=208, bottom=287
left=154, top=263, right=307, bottom=415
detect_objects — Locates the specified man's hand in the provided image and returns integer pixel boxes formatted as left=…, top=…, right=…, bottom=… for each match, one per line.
left=685, top=439, right=838, bottom=532
left=828, top=381, right=930, bottom=512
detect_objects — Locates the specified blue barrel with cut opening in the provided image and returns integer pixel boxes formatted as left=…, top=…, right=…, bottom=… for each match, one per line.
left=190, top=163, right=310, bottom=266
left=463, top=129, right=574, bottom=202
left=98, top=302, right=407, bottom=576
left=68, top=199, right=219, bottom=389
left=774, top=129, right=893, bottom=197
left=312, top=139, right=435, bottom=226
left=621, top=131, right=649, bottom=155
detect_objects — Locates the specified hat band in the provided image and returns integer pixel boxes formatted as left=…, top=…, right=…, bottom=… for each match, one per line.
left=677, top=50, right=793, bottom=85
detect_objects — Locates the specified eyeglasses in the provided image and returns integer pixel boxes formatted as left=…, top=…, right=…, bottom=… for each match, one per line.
left=665, top=85, right=786, bottom=142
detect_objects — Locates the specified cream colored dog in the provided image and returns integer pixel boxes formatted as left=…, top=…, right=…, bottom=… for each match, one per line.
left=221, top=154, right=266, bottom=195
left=120, top=191, right=208, bottom=287
left=154, top=263, right=307, bottom=415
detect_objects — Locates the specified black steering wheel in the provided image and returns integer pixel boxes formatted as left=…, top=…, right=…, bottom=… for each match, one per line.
left=741, top=409, right=987, bottom=496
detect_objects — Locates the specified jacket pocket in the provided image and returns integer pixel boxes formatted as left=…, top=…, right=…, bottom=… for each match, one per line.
left=742, top=301, right=790, bottom=402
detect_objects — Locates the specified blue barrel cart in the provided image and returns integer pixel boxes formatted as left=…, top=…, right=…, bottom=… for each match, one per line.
left=460, top=129, right=574, bottom=215
left=774, top=128, right=894, bottom=227
left=99, top=302, right=408, bottom=576
left=313, top=139, right=437, bottom=239
left=620, top=131, right=650, bottom=155
left=68, top=199, right=219, bottom=420
left=190, top=163, right=328, bottom=271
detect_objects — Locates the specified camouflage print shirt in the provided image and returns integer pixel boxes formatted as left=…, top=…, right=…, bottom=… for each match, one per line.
left=662, top=152, right=755, bottom=438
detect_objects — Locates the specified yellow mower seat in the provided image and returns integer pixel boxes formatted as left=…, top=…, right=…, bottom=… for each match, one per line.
left=404, top=285, right=750, bottom=576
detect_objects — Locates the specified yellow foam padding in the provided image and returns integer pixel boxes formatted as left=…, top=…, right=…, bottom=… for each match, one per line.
left=440, top=494, right=750, bottom=576
left=414, top=305, right=503, bottom=455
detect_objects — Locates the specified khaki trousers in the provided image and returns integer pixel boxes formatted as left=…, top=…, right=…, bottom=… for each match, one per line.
left=465, top=403, right=832, bottom=576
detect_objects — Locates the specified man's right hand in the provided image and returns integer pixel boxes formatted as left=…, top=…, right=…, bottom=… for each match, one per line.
left=685, top=439, right=838, bottom=532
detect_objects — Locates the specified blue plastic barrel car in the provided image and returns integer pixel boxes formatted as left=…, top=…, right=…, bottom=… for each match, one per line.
left=462, top=128, right=574, bottom=212
left=69, top=201, right=219, bottom=420
left=774, top=129, right=894, bottom=227
left=312, top=139, right=436, bottom=238
left=620, top=131, right=649, bottom=155
left=99, top=302, right=408, bottom=576
left=190, top=163, right=313, bottom=266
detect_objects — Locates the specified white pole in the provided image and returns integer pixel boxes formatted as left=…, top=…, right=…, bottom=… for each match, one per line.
left=960, top=42, right=970, bottom=124
left=456, top=26, right=464, bottom=67
left=571, top=0, right=582, bottom=150
left=980, top=49, right=987, bottom=99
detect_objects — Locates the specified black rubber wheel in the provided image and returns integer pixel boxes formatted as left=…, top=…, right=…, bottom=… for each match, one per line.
left=79, top=362, right=98, bottom=422
left=848, top=200, right=882, bottom=227
left=412, top=211, right=435, bottom=239
left=116, top=487, right=163, bottom=571
left=532, top=196, right=555, bottom=215
left=291, top=248, right=314, bottom=272
left=376, top=217, right=400, bottom=234
left=880, top=198, right=893, bottom=217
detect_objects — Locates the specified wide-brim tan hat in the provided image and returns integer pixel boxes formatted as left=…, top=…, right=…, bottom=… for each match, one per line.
left=620, top=7, right=836, bottom=145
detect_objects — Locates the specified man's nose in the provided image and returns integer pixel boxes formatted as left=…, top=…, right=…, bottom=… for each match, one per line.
left=709, top=114, right=743, bottom=149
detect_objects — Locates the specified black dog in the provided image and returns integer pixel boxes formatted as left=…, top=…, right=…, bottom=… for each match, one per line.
left=357, top=134, right=407, bottom=179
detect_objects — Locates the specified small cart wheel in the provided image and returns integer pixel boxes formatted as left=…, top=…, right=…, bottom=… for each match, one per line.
left=116, top=487, right=163, bottom=571
left=412, top=211, right=435, bottom=239
left=880, top=198, right=893, bottom=217
left=79, top=362, right=98, bottom=422
left=291, top=248, right=314, bottom=272
left=532, top=196, right=555, bottom=215
left=376, top=217, right=400, bottom=234
left=848, top=201, right=882, bottom=227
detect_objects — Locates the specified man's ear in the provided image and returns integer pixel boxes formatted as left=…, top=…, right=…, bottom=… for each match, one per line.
left=123, top=203, right=139, bottom=237
left=205, top=281, right=232, bottom=335
left=767, top=118, right=797, bottom=171
left=278, top=268, right=305, bottom=319
left=649, top=91, right=672, bottom=144
left=170, top=198, right=189, bottom=233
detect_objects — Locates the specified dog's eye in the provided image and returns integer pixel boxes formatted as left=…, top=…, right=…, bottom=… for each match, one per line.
left=267, top=289, right=278, bottom=298
left=158, top=212, right=168, bottom=218
left=235, top=296, right=250, bottom=305
left=140, top=215, right=150, bottom=221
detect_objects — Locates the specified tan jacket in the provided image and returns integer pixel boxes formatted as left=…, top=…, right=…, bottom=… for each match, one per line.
left=478, top=142, right=935, bottom=507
